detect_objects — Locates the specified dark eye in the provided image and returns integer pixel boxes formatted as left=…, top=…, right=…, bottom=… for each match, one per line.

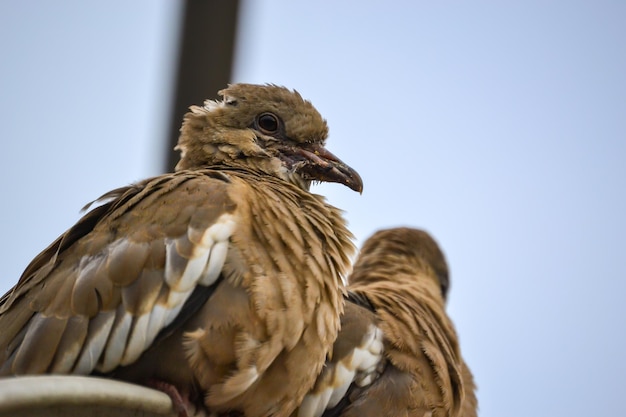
left=256, top=113, right=280, bottom=134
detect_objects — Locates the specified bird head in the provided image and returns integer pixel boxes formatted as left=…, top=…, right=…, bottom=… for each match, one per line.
left=354, top=227, right=451, bottom=302
left=175, top=83, right=363, bottom=193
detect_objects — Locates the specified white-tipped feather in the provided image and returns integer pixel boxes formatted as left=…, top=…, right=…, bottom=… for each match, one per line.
left=328, top=363, right=355, bottom=407
left=349, top=325, right=383, bottom=370
left=355, top=371, right=376, bottom=387
left=188, top=227, right=214, bottom=249
left=177, top=246, right=212, bottom=291
left=166, top=215, right=235, bottom=290
left=163, top=291, right=190, bottom=328
left=164, top=239, right=186, bottom=289
left=298, top=387, right=333, bottom=417
left=121, top=313, right=151, bottom=366
left=145, top=304, right=168, bottom=345
left=369, top=326, right=384, bottom=354
left=296, top=395, right=318, bottom=417
left=73, top=311, right=116, bottom=374
left=297, top=323, right=385, bottom=416
left=209, top=214, right=237, bottom=241
left=50, top=346, right=81, bottom=374
left=351, top=346, right=379, bottom=372
left=202, top=240, right=228, bottom=285
left=98, top=311, right=132, bottom=372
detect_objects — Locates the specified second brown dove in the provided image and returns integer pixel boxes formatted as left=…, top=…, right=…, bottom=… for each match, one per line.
left=0, top=84, right=362, bottom=417
left=295, top=227, right=478, bottom=417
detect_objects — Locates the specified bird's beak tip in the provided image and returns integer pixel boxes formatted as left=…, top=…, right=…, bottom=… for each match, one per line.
left=348, top=174, right=364, bottom=194
left=296, top=146, right=363, bottom=193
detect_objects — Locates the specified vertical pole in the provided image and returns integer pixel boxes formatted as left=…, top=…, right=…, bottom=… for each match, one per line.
left=165, top=0, right=240, bottom=172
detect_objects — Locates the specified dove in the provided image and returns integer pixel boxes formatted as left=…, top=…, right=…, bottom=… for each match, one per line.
left=296, top=227, right=477, bottom=417
left=0, top=84, right=362, bottom=417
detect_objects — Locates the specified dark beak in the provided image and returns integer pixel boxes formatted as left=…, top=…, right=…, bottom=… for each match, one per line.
left=295, top=145, right=363, bottom=193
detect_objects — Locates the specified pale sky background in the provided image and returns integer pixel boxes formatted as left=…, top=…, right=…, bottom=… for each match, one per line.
left=1, top=2, right=625, bottom=417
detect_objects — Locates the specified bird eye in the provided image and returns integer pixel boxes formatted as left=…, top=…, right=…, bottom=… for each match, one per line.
left=256, top=113, right=280, bottom=134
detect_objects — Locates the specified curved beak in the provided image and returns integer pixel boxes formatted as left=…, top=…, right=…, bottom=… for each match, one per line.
left=295, top=145, right=363, bottom=193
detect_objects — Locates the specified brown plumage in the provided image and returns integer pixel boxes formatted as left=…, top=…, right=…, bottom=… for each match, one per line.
left=295, top=227, right=477, bottom=417
left=0, top=84, right=362, bottom=417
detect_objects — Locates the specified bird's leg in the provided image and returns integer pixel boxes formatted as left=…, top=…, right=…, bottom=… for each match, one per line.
left=147, top=378, right=194, bottom=417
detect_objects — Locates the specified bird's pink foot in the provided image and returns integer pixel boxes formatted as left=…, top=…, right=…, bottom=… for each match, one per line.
left=147, top=379, right=193, bottom=417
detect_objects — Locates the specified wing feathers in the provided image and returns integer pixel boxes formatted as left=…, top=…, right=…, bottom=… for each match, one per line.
left=72, top=255, right=114, bottom=316
left=13, top=315, right=67, bottom=374
left=100, top=308, right=132, bottom=372
left=72, top=310, right=116, bottom=374
left=298, top=303, right=384, bottom=417
left=121, top=269, right=165, bottom=316
left=50, top=315, right=89, bottom=373
left=107, top=239, right=151, bottom=286
left=204, top=240, right=229, bottom=285
left=0, top=171, right=238, bottom=377
left=165, top=237, right=210, bottom=291
left=122, top=312, right=152, bottom=366
left=307, top=227, right=478, bottom=417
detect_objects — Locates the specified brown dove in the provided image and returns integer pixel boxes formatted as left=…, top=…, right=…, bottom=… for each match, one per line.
left=295, top=227, right=477, bottom=417
left=0, top=84, right=362, bottom=417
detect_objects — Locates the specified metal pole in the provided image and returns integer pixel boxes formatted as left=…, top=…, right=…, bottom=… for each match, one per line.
left=165, top=0, right=240, bottom=172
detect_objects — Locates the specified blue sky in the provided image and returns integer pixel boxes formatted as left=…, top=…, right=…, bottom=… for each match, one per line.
left=1, top=2, right=625, bottom=416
